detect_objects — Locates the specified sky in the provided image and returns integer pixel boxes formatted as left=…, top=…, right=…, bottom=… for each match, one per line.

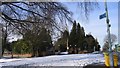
left=63, top=2, right=118, bottom=48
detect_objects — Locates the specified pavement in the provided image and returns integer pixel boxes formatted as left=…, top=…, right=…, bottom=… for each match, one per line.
left=83, top=63, right=120, bottom=68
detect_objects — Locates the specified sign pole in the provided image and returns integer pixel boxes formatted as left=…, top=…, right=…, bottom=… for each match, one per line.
left=104, top=0, right=114, bottom=67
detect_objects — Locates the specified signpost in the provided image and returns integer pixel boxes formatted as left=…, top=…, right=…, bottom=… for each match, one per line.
left=100, top=0, right=114, bottom=67
left=104, top=0, right=114, bottom=67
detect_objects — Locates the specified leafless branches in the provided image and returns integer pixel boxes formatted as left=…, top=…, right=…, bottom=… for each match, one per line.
left=78, top=1, right=98, bottom=20
left=1, top=2, right=73, bottom=36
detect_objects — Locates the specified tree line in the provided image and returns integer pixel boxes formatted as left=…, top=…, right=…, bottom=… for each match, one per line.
left=55, top=21, right=101, bottom=54
left=2, top=20, right=101, bottom=57
left=3, top=27, right=53, bottom=57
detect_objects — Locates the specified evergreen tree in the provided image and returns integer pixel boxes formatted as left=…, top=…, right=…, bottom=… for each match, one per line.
left=60, top=30, right=69, bottom=52
left=76, top=23, right=86, bottom=51
left=69, top=21, right=86, bottom=53
left=76, top=23, right=81, bottom=50
left=36, top=28, right=53, bottom=56
left=23, top=27, right=53, bottom=57
left=12, top=39, right=30, bottom=54
left=69, top=21, right=77, bottom=48
left=94, top=39, right=101, bottom=51
left=81, top=27, right=85, bottom=38
left=85, top=34, right=96, bottom=52
left=55, top=30, right=69, bottom=52
left=76, top=23, right=81, bottom=48
left=81, top=27, right=85, bottom=51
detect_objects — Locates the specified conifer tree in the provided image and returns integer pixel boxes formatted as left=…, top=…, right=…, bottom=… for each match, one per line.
left=69, top=21, right=77, bottom=48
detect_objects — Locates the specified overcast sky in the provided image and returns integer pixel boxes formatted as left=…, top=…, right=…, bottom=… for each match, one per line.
left=63, top=2, right=118, bottom=48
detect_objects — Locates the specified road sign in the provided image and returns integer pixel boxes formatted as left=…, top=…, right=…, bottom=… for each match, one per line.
left=99, top=12, right=106, bottom=19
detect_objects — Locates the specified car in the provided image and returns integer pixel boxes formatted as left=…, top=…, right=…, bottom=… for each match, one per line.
left=92, top=51, right=102, bottom=54
left=58, top=52, right=68, bottom=55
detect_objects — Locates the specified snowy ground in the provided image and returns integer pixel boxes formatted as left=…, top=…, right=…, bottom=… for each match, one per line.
left=0, top=54, right=104, bottom=68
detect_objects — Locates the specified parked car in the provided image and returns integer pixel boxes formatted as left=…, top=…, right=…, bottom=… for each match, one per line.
left=92, top=51, right=102, bottom=54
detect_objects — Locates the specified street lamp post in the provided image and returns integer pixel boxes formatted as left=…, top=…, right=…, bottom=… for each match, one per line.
left=67, top=38, right=69, bottom=51
left=11, top=38, right=14, bottom=58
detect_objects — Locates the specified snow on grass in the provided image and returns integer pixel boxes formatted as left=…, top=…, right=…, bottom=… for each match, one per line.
left=29, top=54, right=104, bottom=66
left=0, top=59, right=21, bottom=63
left=0, top=54, right=104, bottom=67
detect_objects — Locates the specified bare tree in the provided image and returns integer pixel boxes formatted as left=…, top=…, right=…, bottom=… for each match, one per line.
left=103, top=41, right=109, bottom=52
left=78, top=1, right=98, bottom=20
left=0, top=20, right=14, bottom=55
left=0, top=2, right=98, bottom=32
left=0, top=2, right=74, bottom=42
left=104, top=34, right=117, bottom=45
left=1, top=2, right=72, bottom=32
left=102, top=34, right=117, bottom=52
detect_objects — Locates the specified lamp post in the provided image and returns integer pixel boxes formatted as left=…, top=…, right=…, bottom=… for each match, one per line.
left=67, top=38, right=69, bottom=51
left=11, top=38, right=14, bottom=58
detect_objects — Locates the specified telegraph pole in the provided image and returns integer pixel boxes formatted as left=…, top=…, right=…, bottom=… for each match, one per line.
left=104, top=0, right=114, bottom=67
